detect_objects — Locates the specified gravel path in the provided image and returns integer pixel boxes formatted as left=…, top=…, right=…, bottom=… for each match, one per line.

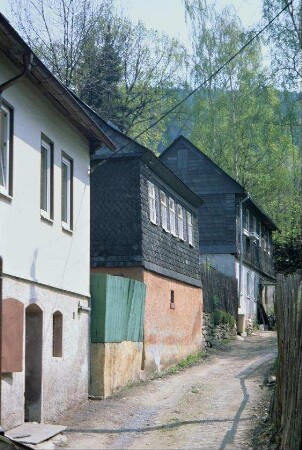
left=39, top=331, right=277, bottom=450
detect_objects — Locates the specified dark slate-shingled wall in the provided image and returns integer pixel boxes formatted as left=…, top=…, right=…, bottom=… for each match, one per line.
left=90, top=158, right=143, bottom=267
left=199, top=193, right=237, bottom=254
left=140, top=161, right=201, bottom=281
left=160, top=139, right=238, bottom=255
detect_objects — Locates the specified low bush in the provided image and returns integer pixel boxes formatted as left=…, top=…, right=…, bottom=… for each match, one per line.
left=212, top=310, right=235, bottom=327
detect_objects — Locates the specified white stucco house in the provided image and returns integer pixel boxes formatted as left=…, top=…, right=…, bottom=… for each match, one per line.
left=0, top=14, right=114, bottom=430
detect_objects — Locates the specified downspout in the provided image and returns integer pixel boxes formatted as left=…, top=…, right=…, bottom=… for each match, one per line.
left=0, top=53, right=33, bottom=94
left=238, top=193, right=250, bottom=308
left=0, top=52, right=33, bottom=431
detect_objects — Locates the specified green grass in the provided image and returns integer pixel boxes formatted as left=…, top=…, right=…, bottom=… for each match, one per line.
left=152, top=350, right=208, bottom=379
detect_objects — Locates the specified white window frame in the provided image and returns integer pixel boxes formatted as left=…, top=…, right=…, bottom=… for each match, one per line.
left=0, top=104, right=11, bottom=196
left=187, top=211, right=194, bottom=246
left=244, top=209, right=250, bottom=232
left=160, top=191, right=168, bottom=231
left=40, top=138, right=52, bottom=220
left=177, top=204, right=184, bottom=240
left=263, top=228, right=267, bottom=252
left=148, top=181, right=157, bottom=225
left=169, top=198, right=176, bottom=236
left=61, top=155, right=73, bottom=230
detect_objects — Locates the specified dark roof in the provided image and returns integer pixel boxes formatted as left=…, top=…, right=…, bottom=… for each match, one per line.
left=0, top=13, right=115, bottom=151
left=161, top=135, right=279, bottom=231
left=73, top=97, right=203, bottom=208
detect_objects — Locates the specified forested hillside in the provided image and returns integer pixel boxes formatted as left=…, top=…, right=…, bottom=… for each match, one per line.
left=11, top=0, right=301, bottom=270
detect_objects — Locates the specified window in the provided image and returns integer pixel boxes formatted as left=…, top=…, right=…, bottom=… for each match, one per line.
left=0, top=103, right=13, bottom=196
left=267, top=233, right=271, bottom=255
left=244, top=209, right=250, bottom=231
left=169, top=198, right=176, bottom=236
left=254, top=276, right=257, bottom=300
left=160, top=191, right=168, bottom=231
left=61, top=154, right=73, bottom=230
left=170, top=290, right=175, bottom=309
left=53, top=311, right=63, bottom=357
left=148, top=181, right=157, bottom=224
left=40, top=137, right=54, bottom=220
left=252, top=215, right=256, bottom=232
left=263, top=227, right=267, bottom=252
left=177, top=204, right=184, bottom=240
left=247, top=272, right=251, bottom=297
left=187, top=211, right=193, bottom=246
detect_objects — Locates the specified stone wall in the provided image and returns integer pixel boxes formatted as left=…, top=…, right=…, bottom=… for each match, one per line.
left=202, top=313, right=237, bottom=348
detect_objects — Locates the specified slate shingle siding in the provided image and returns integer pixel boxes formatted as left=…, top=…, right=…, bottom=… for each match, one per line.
left=161, top=138, right=275, bottom=281
left=199, top=193, right=237, bottom=253
left=161, top=139, right=241, bottom=195
left=91, top=156, right=201, bottom=282
left=91, top=158, right=142, bottom=267
left=140, top=162, right=200, bottom=281
left=236, top=200, right=275, bottom=279
left=160, top=140, right=239, bottom=254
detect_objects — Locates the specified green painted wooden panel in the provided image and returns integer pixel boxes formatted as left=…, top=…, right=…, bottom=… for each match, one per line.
left=90, top=274, right=146, bottom=343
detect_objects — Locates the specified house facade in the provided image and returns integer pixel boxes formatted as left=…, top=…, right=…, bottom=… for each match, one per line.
left=0, top=14, right=113, bottom=430
left=159, top=136, right=278, bottom=329
left=89, top=118, right=204, bottom=373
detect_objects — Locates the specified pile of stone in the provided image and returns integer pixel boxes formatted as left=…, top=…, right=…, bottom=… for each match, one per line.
left=202, top=313, right=237, bottom=348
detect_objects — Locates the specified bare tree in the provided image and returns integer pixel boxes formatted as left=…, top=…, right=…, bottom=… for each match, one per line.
left=11, top=0, right=187, bottom=141
left=11, top=0, right=114, bottom=87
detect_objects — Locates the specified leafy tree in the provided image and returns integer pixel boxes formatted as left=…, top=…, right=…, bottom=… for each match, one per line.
left=263, top=0, right=301, bottom=89
left=78, top=25, right=123, bottom=122
left=181, top=0, right=301, bottom=241
left=11, top=0, right=187, bottom=136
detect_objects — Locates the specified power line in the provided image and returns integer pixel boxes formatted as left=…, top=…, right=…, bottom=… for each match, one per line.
left=91, top=0, right=292, bottom=172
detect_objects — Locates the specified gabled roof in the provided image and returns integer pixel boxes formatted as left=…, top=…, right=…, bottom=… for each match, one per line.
left=73, top=97, right=204, bottom=208
left=161, top=135, right=245, bottom=193
left=0, top=13, right=115, bottom=151
left=160, top=135, right=279, bottom=231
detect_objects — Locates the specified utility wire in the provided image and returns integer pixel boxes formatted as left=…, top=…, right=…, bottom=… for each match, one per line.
left=91, top=0, right=292, bottom=173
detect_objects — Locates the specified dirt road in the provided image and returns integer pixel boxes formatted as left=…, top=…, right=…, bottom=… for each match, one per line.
left=43, top=332, right=277, bottom=450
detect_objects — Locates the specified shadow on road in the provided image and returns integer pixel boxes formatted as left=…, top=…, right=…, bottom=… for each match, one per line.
left=66, top=416, right=252, bottom=435
left=219, top=354, right=275, bottom=450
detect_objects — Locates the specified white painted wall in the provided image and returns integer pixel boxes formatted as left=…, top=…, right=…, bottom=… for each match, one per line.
left=0, top=53, right=90, bottom=297
left=2, top=276, right=89, bottom=430
left=235, top=260, right=259, bottom=320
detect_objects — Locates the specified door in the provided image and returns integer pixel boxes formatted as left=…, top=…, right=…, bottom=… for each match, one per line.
left=24, top=304, right=43, bottom=422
